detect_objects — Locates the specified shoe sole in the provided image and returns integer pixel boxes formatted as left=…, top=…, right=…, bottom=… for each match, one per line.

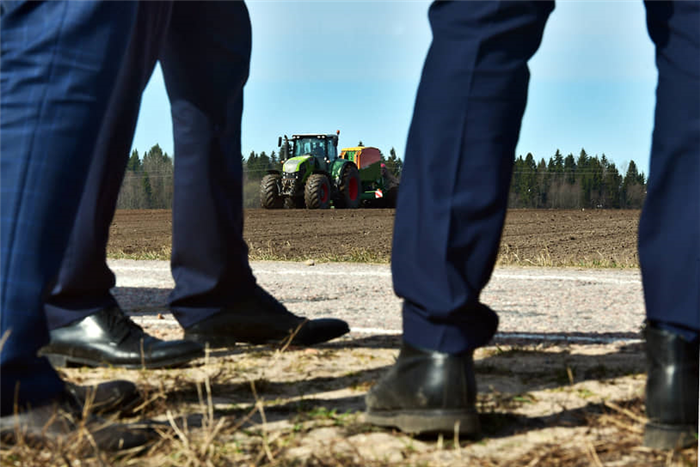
left=644, top=422, right=698, bottom=449
left=42, top=351, right=203, bottom=370
left=184, top=333, right=336, bottom=348
left=365, top=409, right=481, bottom=437
left=184, top=332, right=320, bottom=348
left=183, top=333, right=239, bottom=349
left=184, top=326, right=349, bottom=348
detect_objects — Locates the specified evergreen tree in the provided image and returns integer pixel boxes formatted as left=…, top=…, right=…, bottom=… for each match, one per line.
left=509, top=154, right=537, bottom=207
left=383, top=147, right=403, bottom=177
left=143, top=143, right=169, bottom=165
left=564, top=153, right=576, bottom=184
left=142, top=144, right=173, bottom=208
left=622, top=160, right=646, bottom=208
left=584, top=155, right=604, bottom=208
left=510, top=155, right=524, bottom=206
left=142, top=171, right=153, bottom=207
left=576, top=148, right=590, bottom=173
left=553, top=149, right=564, bottom=173
left=270, top=150, right=282, bottom=171
left=246, top=151, right=259, bottom=179
left=521, top=153, right=538, bottom=207
left=601, top=157, right=622, bottom=208
left=502, top=147, right=645, bottom=210
left=537, top=158, right=548, bottom=208
left=545, top=150, right=565, bottom=208
left=127, top=149, right=141, bottom=172
left=258, top=151, right=271, bottom=176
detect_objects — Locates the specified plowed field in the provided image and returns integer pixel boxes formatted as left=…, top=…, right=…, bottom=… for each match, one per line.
left=108, top=209, right=641, bottom=267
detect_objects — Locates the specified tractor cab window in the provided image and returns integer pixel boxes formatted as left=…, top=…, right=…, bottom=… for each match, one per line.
left=311, top=141, right=325, bottom=158
left=293, top=138, right=327, bottom=159
left=293, top=139, right=311, bottom=157
left=326, top=140, right=337, bottom=161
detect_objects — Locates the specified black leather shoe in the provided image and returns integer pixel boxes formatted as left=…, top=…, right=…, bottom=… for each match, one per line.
left=183, top=286, right=350, bottom=348
left=39, top=307, right=204, bottom=369
left=365, top=342, right=480, bottom=437
left=644, top=324, right=699, bottom=449
left=0, top=382, right=155, bottom=451
left=65, top=380, right=141, bottom=416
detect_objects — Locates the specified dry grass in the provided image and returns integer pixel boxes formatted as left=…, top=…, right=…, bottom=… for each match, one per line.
left=246, top=247, right=391, bottom=265
left=496, top=244, right=639, bottom=269
left=109, top=246, right=173, bottom=261
left=2, top=339, right=696, bottom=466
left=108, top=246, right=638, bottom=269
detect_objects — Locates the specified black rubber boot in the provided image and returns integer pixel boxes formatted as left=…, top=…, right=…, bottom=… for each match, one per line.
left=644, top=324, right=699, bottom=449
left=365, top=342, right=480, bottom=437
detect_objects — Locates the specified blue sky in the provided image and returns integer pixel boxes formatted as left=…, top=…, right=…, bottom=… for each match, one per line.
left=132, top=0, right=657, bottom=176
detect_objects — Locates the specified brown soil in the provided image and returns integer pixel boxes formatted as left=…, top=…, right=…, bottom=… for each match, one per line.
left=108, top=208, right=641, bottom=266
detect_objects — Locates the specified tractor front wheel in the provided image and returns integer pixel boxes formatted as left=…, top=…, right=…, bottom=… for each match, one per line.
left=304, top=174, right=331, bottom=209
left=260, top=174, right=283, bottom=209
left=336, top=164, right=361, bottom=209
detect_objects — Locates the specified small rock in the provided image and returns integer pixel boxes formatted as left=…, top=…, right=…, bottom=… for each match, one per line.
left=157, top=313, right=164, bottom=320
left=305, top=259, right=315, bottom=266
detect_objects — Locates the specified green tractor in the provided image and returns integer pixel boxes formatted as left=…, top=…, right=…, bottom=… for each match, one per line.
left=260, top=132, right=362, bottom=209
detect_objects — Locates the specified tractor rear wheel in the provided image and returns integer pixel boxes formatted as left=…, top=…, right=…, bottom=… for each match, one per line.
left=336, top=164, right=361, bottom=209
left=304, top=174, right=331, bottom=209
left=260, top=174, right=283, bottom=209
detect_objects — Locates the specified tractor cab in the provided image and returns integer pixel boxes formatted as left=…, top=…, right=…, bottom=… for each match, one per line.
left=279, top=133, right=339, bottom=172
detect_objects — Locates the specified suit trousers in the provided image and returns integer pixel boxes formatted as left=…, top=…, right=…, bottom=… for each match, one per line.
left=44, top=2, right=257, bottom=330
left=0, top=1, right=137, bottom=414
left=392, top=0, right=699, bottom=355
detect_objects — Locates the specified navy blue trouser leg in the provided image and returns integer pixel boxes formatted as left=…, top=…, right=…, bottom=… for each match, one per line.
left=42, top=2, right=254, bottom=331
left=161, top=2, right=257, bottom=327
left=392, top=1, right=553, bottom=354
left=640, top=1, right=700, bottom=336
left=0, top=1, right=136, bottom=414
left=44, top=2, right=173, bottom=331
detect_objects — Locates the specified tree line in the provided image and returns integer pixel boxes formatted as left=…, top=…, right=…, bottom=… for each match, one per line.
left=117, top=144, right=646, bottom=210
left=509, top=149, right=646, bottom=209
left=117, top=144, right=174, bottom=209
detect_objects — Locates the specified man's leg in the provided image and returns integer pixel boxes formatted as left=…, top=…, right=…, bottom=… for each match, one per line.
left=392, top=0, right=552, bottom=354
left=161, top=2, right=348, bottom=347
left=367, top=0, right=552, bottom=435
left=40, top=1, right=203, bottom=370
left=43, top=4, right=172, bottom=328
left=161, top=0, right=256, bottom=322
left=0, top=2, right=151, bottom=450
left=640, top=0, right=699, bottom=449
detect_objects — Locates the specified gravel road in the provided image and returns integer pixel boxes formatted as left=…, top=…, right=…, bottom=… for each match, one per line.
left=110, top=259, right=645, bottom=344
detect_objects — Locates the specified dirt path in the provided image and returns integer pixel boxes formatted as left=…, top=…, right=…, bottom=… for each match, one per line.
left=109, top=260, right=645, bottom=342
